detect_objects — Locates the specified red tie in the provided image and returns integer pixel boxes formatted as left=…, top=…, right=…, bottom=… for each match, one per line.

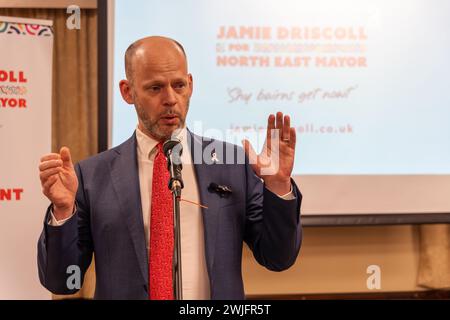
left=149, top=142, right=174, bottom=300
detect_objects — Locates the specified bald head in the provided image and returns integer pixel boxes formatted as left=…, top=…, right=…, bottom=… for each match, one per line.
left=124, top=36, right=187, bottom=83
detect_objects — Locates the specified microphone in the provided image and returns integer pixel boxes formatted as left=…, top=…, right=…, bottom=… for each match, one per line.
left=208, top=182, right=233, bottom=198
left=163, top=137, right=184, bottom=299
left=163, top=138, right=184, bottom=196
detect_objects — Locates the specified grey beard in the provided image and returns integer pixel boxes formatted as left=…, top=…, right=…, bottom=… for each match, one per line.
left=136, top=99, right=189, bottom=140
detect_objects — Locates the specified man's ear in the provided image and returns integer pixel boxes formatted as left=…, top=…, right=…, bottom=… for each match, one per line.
left=119, top=79, right=134, bottom=104
left=188, top=73, right=194, bottom=96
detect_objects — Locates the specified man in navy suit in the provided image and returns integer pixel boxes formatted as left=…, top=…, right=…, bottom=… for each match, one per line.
left=37, top=36, right=302, bottom=299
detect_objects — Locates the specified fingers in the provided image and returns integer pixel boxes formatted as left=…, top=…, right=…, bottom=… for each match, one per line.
left=40, top=167, right=61, bottom=182
left=283, top=115, right=290, bottom=141
left=276, top=112, right=283, bottom=131
left=60, top=147, right=73, bottom=168
left=289, top=127, right=296, bottom=149
left=270, top=112, right=293, bottom=142
left=39, top=161, right=62, bottom=187
left=39, top=147, right=72, bottom=171
left=40, top=153, right=60, bottom=162
left=42, top=175, right=58, bottom=194
left=39, top=147, right=73, bottom=197
left=266, top=114, right=275, bottom=150
left=267, top=114, right=276, bottom=132
left=39, top=150, right=64, bottom=187
left=39, top=159, right=63, bottom=171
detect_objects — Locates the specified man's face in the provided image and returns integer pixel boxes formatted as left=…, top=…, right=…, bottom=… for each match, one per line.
left=120, top=44, right=193, bottom=141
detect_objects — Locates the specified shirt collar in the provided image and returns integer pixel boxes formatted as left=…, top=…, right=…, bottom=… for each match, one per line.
left=135, top=125, right=188, bottom=160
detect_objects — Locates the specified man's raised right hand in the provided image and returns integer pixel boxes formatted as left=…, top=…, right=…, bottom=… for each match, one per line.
left=39, top=147, right=78, bottom=221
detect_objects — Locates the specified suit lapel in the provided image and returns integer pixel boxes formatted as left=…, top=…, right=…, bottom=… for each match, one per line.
left=109, top=133, right=148, bottom=285
left=187, top=130, right=220, bottom=275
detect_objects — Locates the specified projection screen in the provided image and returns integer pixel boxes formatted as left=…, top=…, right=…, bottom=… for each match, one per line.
left=107, top=0, right=450, bottom=225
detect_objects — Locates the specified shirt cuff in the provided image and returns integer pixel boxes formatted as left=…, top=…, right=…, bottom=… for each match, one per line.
left=48, top=205, right=76, bottom=226
left=276, top=183, right=296, bottom=200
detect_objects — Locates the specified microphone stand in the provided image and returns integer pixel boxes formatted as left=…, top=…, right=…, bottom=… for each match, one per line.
left=163, top=140, right=184, bottom=300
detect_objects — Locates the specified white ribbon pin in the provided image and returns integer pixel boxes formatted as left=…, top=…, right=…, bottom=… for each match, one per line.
left=211, top=152, right=219, bottom=163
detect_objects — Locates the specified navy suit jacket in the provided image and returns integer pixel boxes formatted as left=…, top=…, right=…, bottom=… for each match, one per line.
left=37, top=130, right=302, bottom=299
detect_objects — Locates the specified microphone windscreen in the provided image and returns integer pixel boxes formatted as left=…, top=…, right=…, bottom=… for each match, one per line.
left=163, top=138, right=182, bottom=157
